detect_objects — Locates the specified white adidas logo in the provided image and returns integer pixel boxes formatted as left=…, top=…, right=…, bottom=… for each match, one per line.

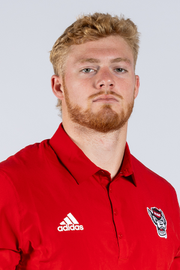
left=57, top=213, right=84, bottom=232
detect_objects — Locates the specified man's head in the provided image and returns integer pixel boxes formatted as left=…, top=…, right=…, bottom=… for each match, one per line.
left=50, top=13, right=140, bottom=112
left=50, top=13, right=140, bottom=133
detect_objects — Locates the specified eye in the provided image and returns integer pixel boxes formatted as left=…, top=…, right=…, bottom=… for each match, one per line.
left=81, top=68, right=94, bottom=73
left=115, top=68, right=127, bottom=73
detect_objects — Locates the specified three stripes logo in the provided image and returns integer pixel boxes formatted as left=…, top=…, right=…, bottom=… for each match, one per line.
left=57, top=213, right=84, bottom=232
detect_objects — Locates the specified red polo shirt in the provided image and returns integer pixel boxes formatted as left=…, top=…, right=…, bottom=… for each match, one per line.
left=0, top=124, right=180, bottom=269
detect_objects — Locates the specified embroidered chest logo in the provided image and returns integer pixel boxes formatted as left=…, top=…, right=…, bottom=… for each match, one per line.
left=147, top=207, right=167, bottom=239
left=57, top=213, right=84, bottom=232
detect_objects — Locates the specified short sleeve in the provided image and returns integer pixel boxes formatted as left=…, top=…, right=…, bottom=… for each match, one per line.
left=0, top=170, right=21, bottom=269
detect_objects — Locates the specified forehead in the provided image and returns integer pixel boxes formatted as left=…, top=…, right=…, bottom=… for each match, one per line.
left=66, top=35, right=134, bottom=65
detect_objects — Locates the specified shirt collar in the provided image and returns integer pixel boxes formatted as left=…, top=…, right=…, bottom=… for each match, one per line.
left=49, top=124, right=136, bottom=186
left=49, top=124, right=100, bottom=184
left=119, top=143, right=137, bottom=186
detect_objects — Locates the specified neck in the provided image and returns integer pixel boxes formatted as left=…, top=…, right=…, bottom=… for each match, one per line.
left=62, top=121, right=128, bottom=179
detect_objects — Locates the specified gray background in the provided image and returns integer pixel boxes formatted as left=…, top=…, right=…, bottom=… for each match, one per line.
left=0, top=0, right=180, bottom=201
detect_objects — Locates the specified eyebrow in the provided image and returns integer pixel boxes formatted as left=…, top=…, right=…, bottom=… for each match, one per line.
left=78, top=58, right=100, bottom=64
left=110, top=57, right=131, bottom=64
left=77, top=57, right=131, bottom=64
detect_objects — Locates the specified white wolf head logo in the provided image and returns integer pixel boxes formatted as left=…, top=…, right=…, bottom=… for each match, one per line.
left=147, top=207, right=167, bottom=239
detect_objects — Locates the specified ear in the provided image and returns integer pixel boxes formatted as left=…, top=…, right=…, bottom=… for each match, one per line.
left=51, top=75, right=64, bottom=100
left=134, top=75, right=140, bottom=99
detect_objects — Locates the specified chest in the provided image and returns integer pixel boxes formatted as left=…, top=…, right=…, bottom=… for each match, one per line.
left=19, top=173, right=177, bottom=270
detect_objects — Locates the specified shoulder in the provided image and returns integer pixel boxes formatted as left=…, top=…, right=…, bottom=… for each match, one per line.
left=0, top=139, right=60, bottom=204
left=0, top=139, right=53, bottom=179
left=131, top=154, right=177, bottom=198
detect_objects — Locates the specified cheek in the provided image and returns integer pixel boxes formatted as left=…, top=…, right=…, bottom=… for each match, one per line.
left=66, top=77, right=90, bottom=100
left=65, top=82, right=88, bottom=107
left=119, top=84, right=135, bottom=102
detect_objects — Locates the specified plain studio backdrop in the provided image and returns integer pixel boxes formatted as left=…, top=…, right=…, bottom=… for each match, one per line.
left=0, top=0, right=180, bottom=201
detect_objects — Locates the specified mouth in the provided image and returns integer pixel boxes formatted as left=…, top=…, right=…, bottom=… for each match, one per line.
left=93, top=95, right=119, bottom=103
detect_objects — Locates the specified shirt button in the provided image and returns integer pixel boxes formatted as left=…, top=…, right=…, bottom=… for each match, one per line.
left=109, top=186, right=112, bottom=192
left=118, top=233, right=123, bottom=239
left=113, top=209, right=118, bottom=216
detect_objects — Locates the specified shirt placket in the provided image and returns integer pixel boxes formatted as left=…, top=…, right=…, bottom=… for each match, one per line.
left=108, top=173, right=129, bottom=261
left=95, top=170, right=129, bottom=260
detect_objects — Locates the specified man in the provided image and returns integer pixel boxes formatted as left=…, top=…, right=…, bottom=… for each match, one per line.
left=0, top=13, right=179, bottom=269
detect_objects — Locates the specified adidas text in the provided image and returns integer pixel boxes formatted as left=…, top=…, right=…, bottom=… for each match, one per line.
left=57, top=224, right=84, bottom=232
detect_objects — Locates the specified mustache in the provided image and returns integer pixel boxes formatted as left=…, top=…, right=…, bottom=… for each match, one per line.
left=88, top=91, right=123, bottom=100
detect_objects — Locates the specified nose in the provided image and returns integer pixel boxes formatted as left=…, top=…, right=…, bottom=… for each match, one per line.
left=95, top=69, right=115, bottom=91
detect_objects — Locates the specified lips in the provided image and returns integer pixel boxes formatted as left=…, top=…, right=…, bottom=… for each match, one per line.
left=93, top=95, right=119, bottom=102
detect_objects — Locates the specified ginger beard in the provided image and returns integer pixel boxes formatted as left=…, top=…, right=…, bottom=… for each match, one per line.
left=62, top=78, right=135, bottom=133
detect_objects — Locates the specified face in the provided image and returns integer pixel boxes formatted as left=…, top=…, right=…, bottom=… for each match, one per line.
left=52, top=35, right=139, bottom=133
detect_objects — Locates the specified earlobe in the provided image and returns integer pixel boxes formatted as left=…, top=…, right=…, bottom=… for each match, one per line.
left=134, top=75, right=140, bottom=99
left=51, top=75, right=64, bottom=100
